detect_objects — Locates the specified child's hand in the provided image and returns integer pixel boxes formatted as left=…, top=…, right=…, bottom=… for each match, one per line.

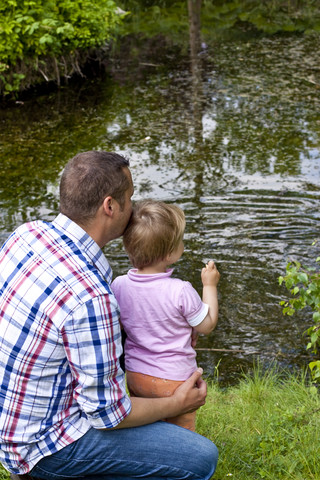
left=201, top=260, right=220, bottom=287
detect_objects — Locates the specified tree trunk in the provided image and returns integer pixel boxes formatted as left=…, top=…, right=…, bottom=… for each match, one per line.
left=188, top=0, right=203, bottom=141
left=188, top=0, right=202, bottom=72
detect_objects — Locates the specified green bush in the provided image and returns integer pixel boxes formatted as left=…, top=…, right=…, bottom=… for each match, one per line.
left=0, top=0, right=123, bottom=95
left=279, top=249, right=320, bottom=382
left=117, top=0, right=320, bottom=38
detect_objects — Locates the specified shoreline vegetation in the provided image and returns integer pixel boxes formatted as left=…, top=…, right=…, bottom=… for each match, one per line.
left=197, top=367, right=320, bottom=479
left=0, top=367, right=319, bottom=480
left=1, top=0, right=320, bottom=98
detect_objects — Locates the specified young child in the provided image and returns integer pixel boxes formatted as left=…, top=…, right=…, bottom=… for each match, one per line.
left=111, top=199, right=220, bottom=431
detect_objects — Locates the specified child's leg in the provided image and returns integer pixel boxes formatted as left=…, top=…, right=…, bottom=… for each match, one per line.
left=126, top=371, right=196, bottom=432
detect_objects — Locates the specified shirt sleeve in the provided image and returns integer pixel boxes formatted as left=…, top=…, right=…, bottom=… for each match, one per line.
left=110, top=277, right=120, bottom=299
left=61, top=294, right=131, bottom=429
left=178, top=281, right=209, bottom=327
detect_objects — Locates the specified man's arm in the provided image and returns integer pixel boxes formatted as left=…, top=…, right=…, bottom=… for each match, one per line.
left=113, top=368, right=207, bottom=429
left=65, top=297, right=206, bottom=430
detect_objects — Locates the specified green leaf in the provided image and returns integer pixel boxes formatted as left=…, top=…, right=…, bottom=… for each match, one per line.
left=310, top=332, right=319, bottom=344
left=309, top=360, right=320, bottom=371
left=39, top=34, right=53, bottom=44
left=298, top=273, right=309, bottom=284
left=313, top=312, right=320, bottom=323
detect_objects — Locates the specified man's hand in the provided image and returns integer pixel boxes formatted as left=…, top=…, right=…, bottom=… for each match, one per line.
left=113, top=369, right=207, bottom=429
left=170, top=368, right=207, bottom=416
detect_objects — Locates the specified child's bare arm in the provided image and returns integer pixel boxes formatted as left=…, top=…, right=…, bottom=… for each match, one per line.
left=195, top=260, right=220, bottom=335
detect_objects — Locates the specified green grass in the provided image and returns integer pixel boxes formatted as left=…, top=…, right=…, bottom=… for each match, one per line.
left=197, top=366, right=320, bottom=480
left=1, top=367, right=319, bottom=480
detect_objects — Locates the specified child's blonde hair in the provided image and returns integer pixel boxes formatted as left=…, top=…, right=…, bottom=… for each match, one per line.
left=123, top=199, right=185, bottom=269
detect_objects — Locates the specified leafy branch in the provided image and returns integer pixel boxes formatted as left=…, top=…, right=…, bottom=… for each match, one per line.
left=0, top=0, right=123, bottom=95
left=279, top=248, right=320, bottom=381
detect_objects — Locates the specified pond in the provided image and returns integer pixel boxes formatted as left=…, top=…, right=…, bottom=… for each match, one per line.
left=1, top=31, right=320, bottom=385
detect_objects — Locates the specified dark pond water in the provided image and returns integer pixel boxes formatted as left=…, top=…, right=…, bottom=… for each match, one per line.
left=1, top=31, right=320, bottom=385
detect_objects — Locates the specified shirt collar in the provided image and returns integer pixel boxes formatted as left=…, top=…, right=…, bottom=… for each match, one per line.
left=127, top=268, right=174, bottom=282
left=52, top=213, right=113, bottom=283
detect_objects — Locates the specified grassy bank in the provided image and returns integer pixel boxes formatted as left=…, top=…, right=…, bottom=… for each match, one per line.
left=0, top=368, right=319, bottom=480
left=197, top=367, right=320, bottom=480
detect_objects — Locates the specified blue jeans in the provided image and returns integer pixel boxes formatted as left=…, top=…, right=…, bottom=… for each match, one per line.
left=30, top=422, right=218, bottom=480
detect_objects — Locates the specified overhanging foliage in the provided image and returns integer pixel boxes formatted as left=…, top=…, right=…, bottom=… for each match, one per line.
left=279, top=247, right=320, bottom=382
left=0, top=0, right=123, bottom=95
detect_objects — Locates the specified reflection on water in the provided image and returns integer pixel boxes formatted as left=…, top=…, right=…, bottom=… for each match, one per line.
left=0, top=32, right=320, bottom=384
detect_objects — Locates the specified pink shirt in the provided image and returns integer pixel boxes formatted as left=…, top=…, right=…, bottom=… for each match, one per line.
left=111, top=269, right=208, bottom=381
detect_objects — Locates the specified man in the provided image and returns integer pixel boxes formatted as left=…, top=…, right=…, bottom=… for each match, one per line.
left=0, top=151, right=218, bottom=480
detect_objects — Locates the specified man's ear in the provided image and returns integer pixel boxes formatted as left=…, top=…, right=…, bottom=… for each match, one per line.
left=102, top=196, right=114, bottom=217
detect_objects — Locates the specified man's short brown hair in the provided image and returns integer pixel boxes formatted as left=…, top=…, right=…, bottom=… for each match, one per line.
left=123, top=199, right=185, bottom=269
left=59, top=151, right=130, bottom=224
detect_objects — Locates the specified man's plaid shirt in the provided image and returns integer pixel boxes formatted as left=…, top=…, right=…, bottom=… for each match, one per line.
left=0, top=214, right=131, bottom=474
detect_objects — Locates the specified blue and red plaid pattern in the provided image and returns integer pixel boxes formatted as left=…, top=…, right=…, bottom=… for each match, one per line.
left=0, top=214, right=131, bottom=474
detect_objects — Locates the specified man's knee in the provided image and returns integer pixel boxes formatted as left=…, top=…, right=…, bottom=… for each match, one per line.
left=197, top=437, right=219, bottom=478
